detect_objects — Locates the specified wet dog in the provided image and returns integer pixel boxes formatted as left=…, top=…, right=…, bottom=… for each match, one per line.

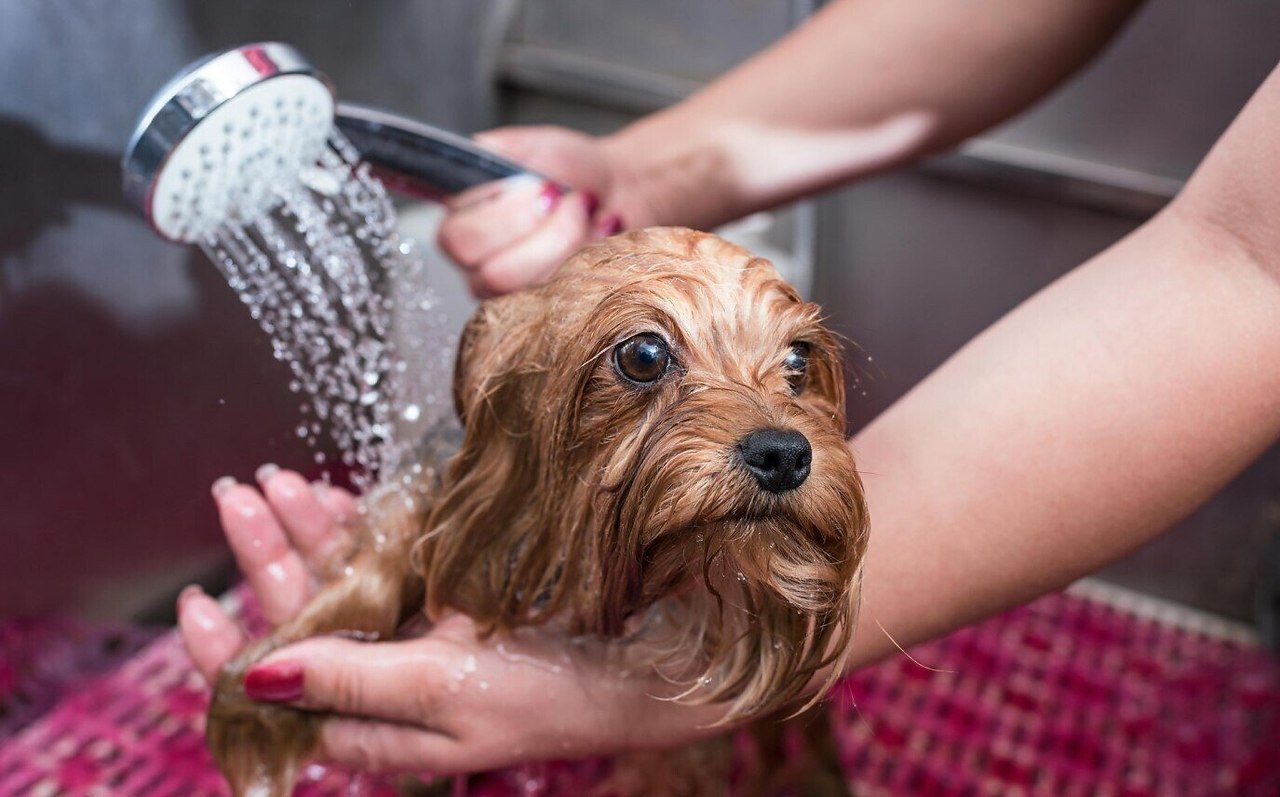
left=207, top=227, right=869, bottom=796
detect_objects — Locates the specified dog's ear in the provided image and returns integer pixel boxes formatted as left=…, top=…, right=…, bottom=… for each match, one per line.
left=450, top=293, right=539, bottom=427
left=422, top=288, right=593, bottom=631
left=451, top=305, right=488, bottom=427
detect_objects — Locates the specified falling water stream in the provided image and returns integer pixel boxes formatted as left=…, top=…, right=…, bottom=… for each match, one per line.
left=202, top=130, right=455, bottom=492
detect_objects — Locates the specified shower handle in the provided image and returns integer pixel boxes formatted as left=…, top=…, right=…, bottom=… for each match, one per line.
left=334, top=103, right=567, bottom=202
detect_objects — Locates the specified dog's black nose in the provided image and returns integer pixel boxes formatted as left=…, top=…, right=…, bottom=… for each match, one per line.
left=737, top=428, right=812, bottom=493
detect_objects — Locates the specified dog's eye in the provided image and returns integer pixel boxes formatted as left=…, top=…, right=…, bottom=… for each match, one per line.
left=614, top=333, right=671, bottom=385
left=784, top=342, right=810, bottom=394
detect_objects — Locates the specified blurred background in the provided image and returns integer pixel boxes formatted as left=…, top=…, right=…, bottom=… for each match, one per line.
left=2, top=0, right=1278, bottom=635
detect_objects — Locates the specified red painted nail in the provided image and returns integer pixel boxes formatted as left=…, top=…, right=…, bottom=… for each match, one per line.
left=581, top=190, right=601, bottom=218
left=244, top=661, right=304, bottom=702
left=597, top=213, right=624, bottom=236
left=536, top=181, right=563, bottom=214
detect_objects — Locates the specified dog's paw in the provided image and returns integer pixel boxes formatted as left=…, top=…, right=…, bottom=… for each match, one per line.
left=206, top=642, right=321, bottom=797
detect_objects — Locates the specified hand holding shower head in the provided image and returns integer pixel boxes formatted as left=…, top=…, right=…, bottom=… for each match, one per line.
left=123, top=42, right=552, bottom=243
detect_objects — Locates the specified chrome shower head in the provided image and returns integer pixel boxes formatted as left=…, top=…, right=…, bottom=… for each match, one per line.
left=122, top=42, right=336, bottom=243
left=124, top=42, right=558, bottom=244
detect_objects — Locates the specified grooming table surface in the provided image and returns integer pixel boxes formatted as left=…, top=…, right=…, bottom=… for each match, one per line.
left=0, top=588, right=1276, bottom=796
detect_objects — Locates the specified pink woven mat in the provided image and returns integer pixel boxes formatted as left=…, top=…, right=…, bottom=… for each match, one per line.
left=0, top=588, right=1276, bottom=796
left=0, top=617, right=160, bottom=741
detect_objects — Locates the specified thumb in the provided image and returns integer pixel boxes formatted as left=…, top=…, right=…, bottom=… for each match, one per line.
left=472, top=126, right=543, bottom=162
left=242, top=636, right=454, bottom=727
left=473, top=125, right=592, bottom=187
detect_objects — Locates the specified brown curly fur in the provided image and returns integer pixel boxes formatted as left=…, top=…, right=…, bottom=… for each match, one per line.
left=207, top=227, right=869, bottom=796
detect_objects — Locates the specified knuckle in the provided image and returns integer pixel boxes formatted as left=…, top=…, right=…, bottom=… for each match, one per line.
left=323, top=723, right=422, bottom=774
left=342, top=725, right=386, bottom=770
left=408, top=673, right=441, bottom=724
left=327, top=663, right=365, bottom=713
left=468, top=270, right=500, bottom=299
left=477, top=264, right=522, bottom=297
left=434, top=221, right=473, bottom=264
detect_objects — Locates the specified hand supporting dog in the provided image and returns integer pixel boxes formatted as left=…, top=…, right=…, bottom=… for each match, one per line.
left=205, top=482, right=430, bottom=796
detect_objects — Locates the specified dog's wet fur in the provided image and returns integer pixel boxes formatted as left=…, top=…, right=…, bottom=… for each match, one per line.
left=207, top=228, right=869, bottom=796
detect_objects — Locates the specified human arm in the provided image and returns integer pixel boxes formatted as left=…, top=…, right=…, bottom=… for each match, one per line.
left=441, top=0, right=1143, bottom=294
left=843, top=61, right=1280, bottom=665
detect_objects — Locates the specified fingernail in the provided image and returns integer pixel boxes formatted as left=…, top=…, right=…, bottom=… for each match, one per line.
left=581, top=191, right=600, bottom=219
left=244, top=661, right=304, bottom=702
left=596, top=213, right=624, bottom=237
left=254, top=463, right=280, bottom=484
left=211, top=476, right=236, bottom=499
left=536, top=181, right=563, bottom=215
left=177, top=583, right=204, bottom=611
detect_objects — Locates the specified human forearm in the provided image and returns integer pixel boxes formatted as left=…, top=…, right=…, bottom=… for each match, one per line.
left=843, top=63, right=1280, bottom=668
left=602, top=0, right=1142, bottom=229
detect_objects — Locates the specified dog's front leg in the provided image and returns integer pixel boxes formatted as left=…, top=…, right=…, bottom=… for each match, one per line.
left=736, top=707, right=851, bottom=797
left=205, top=488, right=428, bottom=797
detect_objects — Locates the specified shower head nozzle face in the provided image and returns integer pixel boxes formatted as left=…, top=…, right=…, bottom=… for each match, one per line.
left=122, top=43, right=336, bottom=243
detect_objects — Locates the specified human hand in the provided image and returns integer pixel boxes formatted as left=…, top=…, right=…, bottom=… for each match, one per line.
left=178, top=466, right=359, bottom=660
left=436, top=126, right=656, bottom=298
left=178, top=467, right=727, bottom=775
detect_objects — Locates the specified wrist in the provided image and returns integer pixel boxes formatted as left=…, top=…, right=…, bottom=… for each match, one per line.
left=600, top=109, right=745, bottom=230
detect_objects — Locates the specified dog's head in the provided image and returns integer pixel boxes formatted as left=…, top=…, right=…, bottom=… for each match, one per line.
left=417, top=227, right=868, bottom=718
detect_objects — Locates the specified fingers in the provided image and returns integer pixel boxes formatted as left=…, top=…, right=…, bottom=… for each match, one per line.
left=440, top=175, right=559, bottom=264
left=312, top=479, right=359, bottom=522
left=177, top=585, right=246, bottom=682
left=471, top=127, right=544, bottom=163
left=463, top=192, right=598, bottom=298
left=213, top=477, right=312, bottom=625
left=439, top=176, right=591, bottom=298
left=254, top=465, right=354, bottom=576
left=242, top=636, right=452, bottom=726
left=438, top=124, right=622, bottom=297
left=317, top=718, right=461, bottom=774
